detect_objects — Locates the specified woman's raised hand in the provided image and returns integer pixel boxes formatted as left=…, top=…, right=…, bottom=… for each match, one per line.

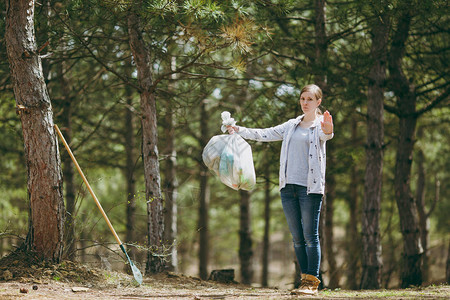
left=226, top=125, right=239, bottom=134
left=321, top=110, right=333, bottom=135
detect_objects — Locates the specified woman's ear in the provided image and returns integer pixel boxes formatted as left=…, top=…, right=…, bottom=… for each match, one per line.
left=317, top=98, right=322, bottom=106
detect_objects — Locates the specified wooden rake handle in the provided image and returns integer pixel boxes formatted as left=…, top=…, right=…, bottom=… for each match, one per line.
left=54, top=124, right=122, bottom=246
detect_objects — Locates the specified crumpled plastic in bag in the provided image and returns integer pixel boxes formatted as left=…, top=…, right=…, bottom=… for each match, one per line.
left=202, top=112, right=256, bottom=191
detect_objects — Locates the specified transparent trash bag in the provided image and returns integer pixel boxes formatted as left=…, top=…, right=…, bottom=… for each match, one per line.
left=202, top=134, right=256, bottom=191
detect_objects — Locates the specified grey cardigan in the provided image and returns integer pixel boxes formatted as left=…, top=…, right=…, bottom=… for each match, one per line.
left=237, top=115, right=333, bottom=194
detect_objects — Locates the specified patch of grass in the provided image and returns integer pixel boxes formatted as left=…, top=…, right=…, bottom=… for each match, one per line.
left=318, top=285, right=450, bottom=299
left=370, top=290, right=413, bottom=297
left=103, top=271, right=119, bottom=283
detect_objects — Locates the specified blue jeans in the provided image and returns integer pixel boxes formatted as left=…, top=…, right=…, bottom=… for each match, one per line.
left=280, top=184, right=323, bottom=278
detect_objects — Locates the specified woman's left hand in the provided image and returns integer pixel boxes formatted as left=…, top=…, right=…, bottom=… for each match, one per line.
left=321, top=110, right=333, bottom=135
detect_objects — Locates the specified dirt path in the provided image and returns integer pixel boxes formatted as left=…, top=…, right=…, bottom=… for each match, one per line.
left=1, top=274, right=449, bottom=300
left=0, top=252, right=448, bottom=299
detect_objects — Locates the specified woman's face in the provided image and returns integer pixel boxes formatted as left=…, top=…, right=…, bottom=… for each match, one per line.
left=299, top=91, right=321, bottom=114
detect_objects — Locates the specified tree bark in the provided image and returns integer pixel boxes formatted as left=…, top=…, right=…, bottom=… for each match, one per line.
left=163, top=57, right=178, bottom=272
left=388, top=8, right=423, bottom=287
left=57, top=60, right=76, bottom=260
left=314, top=0, right=329, bottom=288
left=239, top=190, right=253, bottom=285
left=198, top=98, right=210, bottom=280
left=124, top=70, right=137, bottom=261
left=325, top=141, right=339, bottom=288
left=40, top=0, right=51, bottom=82
left=392, top=60, right=423, bottom=289
left=446, top=240, right=450, bottom=284
left=415, top=148, right=429, bottom=283
left=261, top=161, right=271, bottom=287
left=5, top=0, right=65, bottom=261
left=361, top=10, right=389, bottom=290
left=346, top=118, right=360, bottom=290
left=314, top=0, right=328, bottom=90
left=127, top=1, right=165, bottom=273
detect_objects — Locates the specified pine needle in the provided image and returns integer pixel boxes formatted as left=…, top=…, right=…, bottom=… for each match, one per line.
left=220, top=19, right=256, bottom=54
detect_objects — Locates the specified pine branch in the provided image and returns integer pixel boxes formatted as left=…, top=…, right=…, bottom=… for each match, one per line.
left=267, top=49, right=307, bottom=63
left=384, top=103, right=400, bottom=116
left=388, top=8, right=412, bottom=97
left=53, top=9, right=141, bottom=92
left=177, top=71, right=295, bottom=85
left=416, top=79, right=450, bottom=97
left=151, top=49, right=206, bottom=92
left=327, top=20, right=368, bottom=43
left=415, top=87, right=450, bottom=117
left=71, top=99, right=122, bottom=153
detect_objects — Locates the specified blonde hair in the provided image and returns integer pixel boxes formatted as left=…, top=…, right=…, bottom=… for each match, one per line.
left=300, top=84, right=323, bottom=115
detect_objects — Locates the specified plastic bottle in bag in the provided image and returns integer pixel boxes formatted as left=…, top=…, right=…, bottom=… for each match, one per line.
left=202, top=112, right=256, bottom=191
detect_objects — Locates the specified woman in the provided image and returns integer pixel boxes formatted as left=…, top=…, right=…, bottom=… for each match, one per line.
left=227, top=84, right=333, bottom=295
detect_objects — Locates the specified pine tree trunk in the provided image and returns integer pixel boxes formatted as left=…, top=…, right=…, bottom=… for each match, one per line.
left=124, top=76, right=137, bottom=260
left=261, top=162, right=271, bottom=287
left=314, top=0, right=330, bottom=288
left=5, top=0, right=65, bottom=261
left=0, top=236, right=4, bottom=257
left=79, top=230, right=86, bottom=263
left=239, top=190, right=253, bottom=285
left=163, top=63, right=178, bottom=271
left=394, top=103, right=422, bottom=287
left=346, top=119, right=360, bottom=290
left=58, top=61, right=76, bottom=260
left=388, top=9, right=423, bottom=287
left=415, top=148, right=429, bottom=283
left=446, top=240, right=450, bottom=284
left=198, top=169, right=209, bottom=280
left=314, top=0, right=327, bottom=89
left=361, top=11, right=389, bottom=290
left=127, top=2, right=165, bottom=273
left=325, top=141, right=339, bottom=288
left=198, top=98, right=210, bottom=280
left=383, top=215, right=397, bottom=288
left=40, top=0, right=51, bottom=82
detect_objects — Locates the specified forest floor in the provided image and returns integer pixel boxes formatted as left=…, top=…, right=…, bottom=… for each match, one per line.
left=0, top=250, right=449, bottom=299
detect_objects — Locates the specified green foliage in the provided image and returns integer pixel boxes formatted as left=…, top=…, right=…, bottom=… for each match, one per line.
left=182, top=0, right=224, bottom=21
left=149, top=0, right=179, bottom=15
